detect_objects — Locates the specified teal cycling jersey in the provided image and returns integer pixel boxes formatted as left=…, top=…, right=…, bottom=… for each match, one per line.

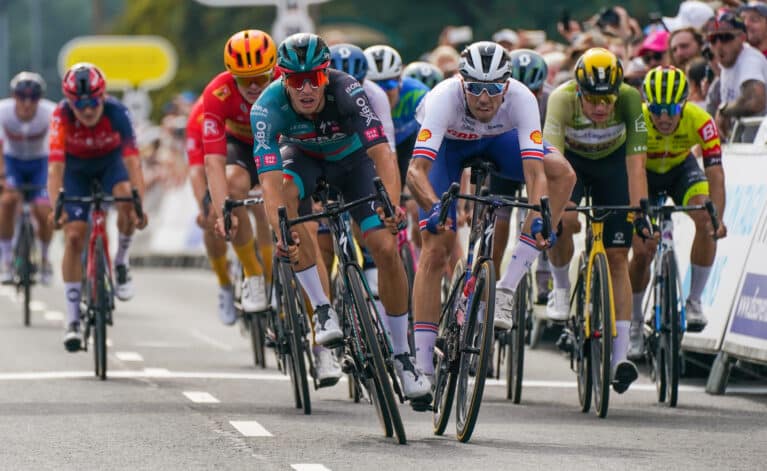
left=250, top=69, right=388, bottom=174
left=392, top=77, right=429, bottom=144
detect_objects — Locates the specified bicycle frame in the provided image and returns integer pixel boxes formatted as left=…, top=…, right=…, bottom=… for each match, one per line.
left=86, top=206, right=111, bottom=301
left=583, top=219, right=617, bottom=339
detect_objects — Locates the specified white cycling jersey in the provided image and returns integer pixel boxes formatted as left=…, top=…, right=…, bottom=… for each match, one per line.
left=413, top=77, right=544, bottom=161
left=0, top=98, right=56, bottom=160
left=363, top=79, right=396, bottom=152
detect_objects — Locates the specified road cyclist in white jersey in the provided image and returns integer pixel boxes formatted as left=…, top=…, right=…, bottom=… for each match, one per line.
left=0, top=72, right=56, bottom=284
left=407, top=41, right=576, bottom=400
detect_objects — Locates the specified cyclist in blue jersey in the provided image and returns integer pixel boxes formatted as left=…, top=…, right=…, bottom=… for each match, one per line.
left=248, top=33, right=431, bottom=402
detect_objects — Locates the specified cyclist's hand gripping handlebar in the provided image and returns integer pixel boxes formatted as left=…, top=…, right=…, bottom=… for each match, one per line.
left=437, top=182, right=461, bottom=227
left=373, top=177, right=406, bottom=233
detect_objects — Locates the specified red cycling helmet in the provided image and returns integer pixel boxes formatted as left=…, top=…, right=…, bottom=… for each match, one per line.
left=62, top=62, right=106, bottom=101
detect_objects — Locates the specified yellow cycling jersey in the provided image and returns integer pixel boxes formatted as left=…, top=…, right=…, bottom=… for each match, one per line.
left=643, top=102, right=722, bottom=174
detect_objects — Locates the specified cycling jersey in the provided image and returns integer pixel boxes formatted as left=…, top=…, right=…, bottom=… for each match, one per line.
left=643, top=102, right=722, bottom=174
left=201, top=71, right=256, bottom=155
left=392, top=77, right=429, bottom=144
left=251, top=69, right=387, bottom=174
left=364, top=80, right=396, bottom=151
left=544, top=81, right=647, bottom=159
left=0, top=98, right=56, bottom=160
left=185, top=97, right=204, bottom=167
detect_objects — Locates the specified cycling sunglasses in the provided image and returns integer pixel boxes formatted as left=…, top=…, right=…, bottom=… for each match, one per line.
left=648, top=103, right=683, bottom=116
left=72, top=97, right=102, bottom=110
left=14, top=91, right=41, bottom=102
left=581, top=93, right=618, bottom=106
left=641, top=51, right=664, bottom=65
left=463, top=81, right=505, bottom=97
left=374, top=79, right=400, bottom=91
left=283, top=69, right=329, bottom=90
left=234, top=71, right=273, bottom=88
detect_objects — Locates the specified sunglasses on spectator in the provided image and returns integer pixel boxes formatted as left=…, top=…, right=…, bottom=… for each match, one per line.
left=648, top=103, right=683, bottom=116
left=374, top=79, right=400, bottom=91
left=14, top=91, right=41, bottom=102
left=283, top=69, right=329, bottom=90
left=708, top=33, right=736, bottom=45
left=581, top=93, right=618, bottom=106
left=641, top=52, right=664, bottom=65
left=463, top=81, right=505, bottom=97
left=234, top=71, right=273, bottom=88
left=72, top=97, right=102, bottom=110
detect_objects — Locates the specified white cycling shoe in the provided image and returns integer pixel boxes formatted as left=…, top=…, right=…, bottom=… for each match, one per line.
left=241, top=275, right=267, bottom=312
left=546, top=288, right=571, bottom=321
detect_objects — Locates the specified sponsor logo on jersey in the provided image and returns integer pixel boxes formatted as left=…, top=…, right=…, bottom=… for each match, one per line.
left=264, top=153, right=277, bottom=166
left=417, top=129, right=432, bottom=141
left=634, top=115, right=647, bottom=132
left=212, top=85, right=231, bottom=101
left=345, top=81, right=361, bottom=94
left=364, top=127, right=380, bottom=142
left=253, top=120, right=270, bottom=152
left=447, top=129, right=480, bottom=140
left=530, top=130, right=543, bottom=144
left=356, top=97, right=378, bottom=126
left=203, top=119, right=219, bottom=137
left=698, top=120, right=718, bottom=143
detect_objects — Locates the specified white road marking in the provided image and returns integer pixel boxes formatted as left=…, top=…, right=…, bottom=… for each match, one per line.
left=132, top=341, right=192, bottom=349
left=291, top=465, right=332, bottom=471
left=115, top=352, right=144, bottom=362
left=142, top=368, right=170, bottom=376
left=29, top=300, right=46, bottom=312
left=230, top=420, right=272, bottom=437
left=0, top=286, right=14, bottom=297
left=183, top=391, right=220, bottom=403
left=43, top=310, right=64, bottom=322
left=188, top=329, right=234, bottom=352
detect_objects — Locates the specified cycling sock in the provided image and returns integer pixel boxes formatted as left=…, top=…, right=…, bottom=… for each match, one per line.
left=385, top=312, right=410, bottom=356
left=65, top=282, right=82, bottom=325
left=295, top=265, right=330, bottom=308
left=40, top=240, right=50, bottom=263
left=498, top=234, right=540, bottom=291
left=233, top=239, right=263, bottom=277
left=0, top=239, right=12, bottom=266
left=414, top=322, right=438, bottom=375
left=632, top=292, right=645, bottom=324
left=259, top=244, right=273, bottom=284
left=551, top=262, right=571, bottom=291
left=689, top=264, right=712, bottom=303
left=374, top=299, right=388, bottom=333
left=363, top=267, right=379, bottom=297
left=114, top=233, right=132, bottom=267
left=209, top=254, right=231, bottom=287
left=612, top=320, right=631, bottom=370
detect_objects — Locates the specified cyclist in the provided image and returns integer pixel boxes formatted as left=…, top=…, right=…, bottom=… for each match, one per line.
left=402, top=61, right=445, bottom=90
left=205, top=29, right=276, bottom=314
left=543, top=48, right=651, bottom=393
left=0, top=72, right=56, bottom=284
left=249, top=33, right=431, bottom=400
left=408, top=41, right=575, bottom=394
left=185, top=96, right=236, bottom=324
left=48, top=63, right=147, bottom=351
left=627, top=66, right=727, bottom=359
left=489, top=49, right=553, bottom=304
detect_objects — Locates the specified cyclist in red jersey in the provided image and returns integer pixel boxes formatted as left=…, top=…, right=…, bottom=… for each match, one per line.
left=185, top=97, right=235, bottom=324
left=204, top=29, right=276, bottom=314
left=47, top=63, right=147, bottom=352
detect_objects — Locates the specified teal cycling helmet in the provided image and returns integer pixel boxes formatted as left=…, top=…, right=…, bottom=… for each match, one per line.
left=509, top=49, right=548, bottom=93
left=277, top=33, right=331, bottom=73
left=402, top=61, right=444, bottom=89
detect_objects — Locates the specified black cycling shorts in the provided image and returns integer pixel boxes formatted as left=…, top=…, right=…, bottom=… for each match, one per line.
left=395, top=131, right=417, bottom=190
left=226, top=135, right=259, bottom=188
left=647, top=153, right=709, bottom=206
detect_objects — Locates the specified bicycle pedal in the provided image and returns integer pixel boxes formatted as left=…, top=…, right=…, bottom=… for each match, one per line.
left=556, top=332, right=574, bottom=354
left=410, top=397, right=433, bottom=412
left=318, top=377, right=341, bottom=388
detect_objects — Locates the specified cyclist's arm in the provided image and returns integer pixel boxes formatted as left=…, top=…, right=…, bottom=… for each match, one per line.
left=112, top=102, right=145, bottom=200
left=514, top=84, right=548, bottom=217
left=251, top=93, right=288, bottom=234
left=406, top=89, right=449, bottom=211
left=706, top=164, right=725, bottom=225
left=202, top=109, right=229, bottom=220
left=189, top=166, right=208, bottom=214
left=622, top=86, right=649, bottom=206
left=47, top=108, right=66, bottom=203
left=368, top=142, right=400, bottom=206
left=696, top=112, right=726, bottom=224
left=542, top=85, right=569, bottom=154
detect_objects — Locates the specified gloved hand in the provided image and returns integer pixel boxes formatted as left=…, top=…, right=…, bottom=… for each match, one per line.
left=424, top=202, right=443, bottom=234
left=531, top=217, right=557, bottom=248
left=633, top=212, right=653, bottom=240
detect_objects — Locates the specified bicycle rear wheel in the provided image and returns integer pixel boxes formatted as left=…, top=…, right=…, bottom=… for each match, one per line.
left=93, top=238, right=110, bottom=380
left=589, top=253, right=611, bottom=418
left=249, top=312, right=267, bottom=369
left=573, top=261, right=592, bottom=413
left=506, top=273, right=528, bottom=403
left=279, top=263, right=311, bottom=414
left=433, top=260, right=465, bottom=436
left=16, top=219, right=34, bottom=327
left=662, top=252, right=680, bottom=407
left=347, top=264, right=406, bottom=444
left=455, top=259, right=495, bottom=443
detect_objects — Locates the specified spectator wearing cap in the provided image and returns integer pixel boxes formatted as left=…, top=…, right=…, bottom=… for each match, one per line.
left=669, top=27, right=705, bottom=69
left=492, top=28, right=519, bottom=51
left=706, top=12, right=767, bottom=138
left=687, top=57, right=711, bottom=108
left=740, top=2, right=767, bottom=56
left=429, top=45, right=460, bottom=78
left=663, top=1, right=716, bottom=31
left=636, top=30, right=670, bottom=69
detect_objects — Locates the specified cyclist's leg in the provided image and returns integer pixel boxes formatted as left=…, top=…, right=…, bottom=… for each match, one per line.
left=29, top=158, right=53, bottom=277
left=248, top=188, right=273, bottom=285
left=488, top=175, right=521, bottom=278
left=0, top=156, right=21, bottom=277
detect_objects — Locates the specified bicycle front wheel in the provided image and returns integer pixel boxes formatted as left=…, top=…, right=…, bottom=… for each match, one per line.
left=249, top=312, right=267, bottom=369
left=455, top=259, right=496, bottom=443
left=573, top=260, right=592, bottom=413
left=589, top=253, right=612, bottom=418
left=16, top=219, right=34, bottom=327
left=280, top=263, right=311, bottom=414
left=661, top=252, right=680, bottom=407
left=93, top=238, right=110, bottom=380
left=506, top=273, right=528, bottom=403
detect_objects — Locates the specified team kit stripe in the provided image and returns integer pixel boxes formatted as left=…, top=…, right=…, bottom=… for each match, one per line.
left=520, top=149, right=544, bottom=160
left=412, top=147, right=437, bottom=160
left=519, top=233, right=538, bottom=248
left=414, top=322, right=439, bottom=333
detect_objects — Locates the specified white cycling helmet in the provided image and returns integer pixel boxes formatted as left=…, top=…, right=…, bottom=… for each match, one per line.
left=364, top=45, right=403, bottom=81
left=459, top=41, right=511, bottom=82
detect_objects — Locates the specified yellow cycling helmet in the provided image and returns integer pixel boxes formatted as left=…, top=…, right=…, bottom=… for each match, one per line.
left=574, top=47, right=623, bottom=95
left=642, top=66, right=689, bottom=105
left=224, top=29, right=277, bottom=77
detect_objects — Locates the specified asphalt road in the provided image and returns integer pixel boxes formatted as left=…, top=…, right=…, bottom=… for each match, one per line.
left=1, top=268, right=765, bottom=471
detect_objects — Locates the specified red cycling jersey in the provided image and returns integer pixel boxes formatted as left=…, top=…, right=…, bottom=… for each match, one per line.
left=201, top=71, right=253, bottom=156
left=185, top=97, right=204, bottom=167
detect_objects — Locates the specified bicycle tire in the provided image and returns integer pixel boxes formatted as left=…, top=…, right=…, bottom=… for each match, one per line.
left=94, top=238, right=109, bottom=380
left=17, top=219, right=34, bottom=327
left=433, top=260, right=465, bottom=436
left=662, top=252, right=680, bottom=407
left=347, top=264, right=406, bottom=444
left=590, top=253, right=611, bottom=418
left=280, top=262, right=311, bottom=414
left=249, top=312, right=267, bottom=369
left=400, top=244, right=417, bottom=355
left=456, top=259, right=495, bottom=443
left=573, top=262, right=592, bottom=413
left=506, top=273, right=528, bottom=403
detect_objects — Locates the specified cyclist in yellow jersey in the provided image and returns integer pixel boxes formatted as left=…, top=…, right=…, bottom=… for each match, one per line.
left=628, top=66, right=727, bottom=359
